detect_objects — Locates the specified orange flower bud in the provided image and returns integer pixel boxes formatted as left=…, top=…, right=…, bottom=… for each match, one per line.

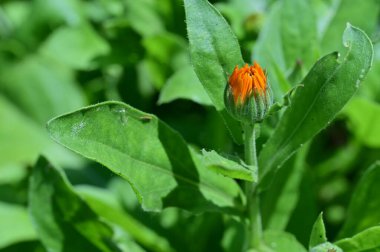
left=224, top=62, right=273, bottom=124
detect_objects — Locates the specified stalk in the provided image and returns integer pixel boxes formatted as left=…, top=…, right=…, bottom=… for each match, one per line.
left=243, top=123, right=262, bottom=249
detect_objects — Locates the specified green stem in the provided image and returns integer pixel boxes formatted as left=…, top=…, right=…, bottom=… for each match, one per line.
left=243, top=123, right=262, bottom=249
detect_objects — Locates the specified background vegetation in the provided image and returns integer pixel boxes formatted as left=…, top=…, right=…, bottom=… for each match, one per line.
left=0, top=0, right=379, bottom=251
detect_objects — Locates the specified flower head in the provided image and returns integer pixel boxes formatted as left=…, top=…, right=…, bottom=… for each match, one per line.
left=229, top=62, right=267, bottom=105
left=224, top=62, right=273, bottom=124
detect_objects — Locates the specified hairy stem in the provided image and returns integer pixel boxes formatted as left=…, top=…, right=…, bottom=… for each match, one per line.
left=243, top=123, right=262, bottom=249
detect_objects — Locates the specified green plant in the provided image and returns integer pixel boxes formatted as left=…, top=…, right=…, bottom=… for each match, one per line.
left=1, top=0, right=380, bottom=251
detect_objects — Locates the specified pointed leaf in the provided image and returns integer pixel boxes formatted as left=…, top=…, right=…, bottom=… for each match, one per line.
left=184, top=0, right=244, bottom=143
left=258, top=24, right=373, bottom=189
left=47, top=102, right=243, bottom=214
left=309, top=213, right=327, bottom=249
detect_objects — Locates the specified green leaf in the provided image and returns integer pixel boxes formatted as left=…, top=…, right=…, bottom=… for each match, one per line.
left=35, top=0, right=84, bottom=26
left=39, top=25, right=110, bottom=70
left=309, top=213, right=327, bottom=249
left=253, top=0, right=318, bottom=97
left=76, top=185, right=175, bottom=252
left=215, top=0, right=264, bottom=40
left=320, top=0, right=379, bottom=55
left=258, top=24, right=373, bottom=189
left=261, top=145, right=308, bottom=230
left=335, top=226, right=380, bottom=252
left=359, top=45, right=380, bottom=101
left=47, top=101, right=244, bottom=214
left=338, top=162, right=380, bottom=238
left=184, top=0, right=244, bottom=143
left=263, top=230, right=307, bottom=252
left=142, top=33, right=189, bottom=90
left=310, top=242, right=342, bottom=252
left=201, top=149, right=256, bottom=182
left=0, top=55, right=86, bottom=125
left=158, top=66, right=212, bottom=106
left=343, top=97, right=380, bottom=148
left=0, top=95, right=82, bottom=168
left=29, top=156, right=122, bottom=252
left=125, top=0, right=165, bottom=37
left=0, top=202, right=36, bottom=249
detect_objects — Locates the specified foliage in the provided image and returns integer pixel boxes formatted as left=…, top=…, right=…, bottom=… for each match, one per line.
left=0, top=0, right=379, bottom=251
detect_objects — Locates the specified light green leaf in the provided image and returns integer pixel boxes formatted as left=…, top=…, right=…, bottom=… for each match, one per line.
left=338, top=162, right=380, bottom=238
left=343, top=97, right=380, bottom=147
left=0, top=95, right=82, bottom=169
left=263, top=230, right=307, bottom=252
left=0, top=55, right=86, bottom=125
left=320, top=0, right=379, bottom=55
left=359, top=44, right=380, bottom=101
left=261, top=145, right=308, bottom=230
left=309, top=213, right=327, bottom=249
left=125, top=0, right=164, bottom=37
left=310, top=242, right=342, bottom=252
left=39, top=25, right=110, bottom=70
left=47, top=101, right=244, bottom=214
left=258, top=24, right=373, bottom=189
left=158, top=66, right=212, bottom=106
left=215, top=0, right=264, bottom=39
left=76, top=185, right=174, bottom=252
left=35, top=0, right=85, bottom=26
left=29, top=156, right=122, bottom=252
left=335, top=226, right=380, bottom=252
left=184, top=0, right=244, bottom=143
left=0, top=202, right=36, bottom=249
left=201, top=149, right=256, bottom=182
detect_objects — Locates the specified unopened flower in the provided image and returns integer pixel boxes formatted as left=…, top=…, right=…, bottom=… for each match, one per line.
left=224, top=62, right=273, bottom=124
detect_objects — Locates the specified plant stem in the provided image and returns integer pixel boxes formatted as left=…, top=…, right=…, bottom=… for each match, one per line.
left=243, top=123, right=262, bottom=249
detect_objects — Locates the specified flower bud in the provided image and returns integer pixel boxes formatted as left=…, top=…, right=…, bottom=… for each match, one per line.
left=224, top=62, right=273, bottom=124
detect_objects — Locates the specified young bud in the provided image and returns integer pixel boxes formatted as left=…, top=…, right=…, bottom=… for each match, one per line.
left=224, top=62, right=273, bottom=124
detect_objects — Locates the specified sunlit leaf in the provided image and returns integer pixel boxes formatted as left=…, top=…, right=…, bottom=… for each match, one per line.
left=47, top=101, right=244, bottom=214
left=184, top=0, right=244, bottom=143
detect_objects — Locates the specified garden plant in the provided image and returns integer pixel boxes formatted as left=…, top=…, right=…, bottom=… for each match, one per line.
left=0, top=0, right=380, bottom=251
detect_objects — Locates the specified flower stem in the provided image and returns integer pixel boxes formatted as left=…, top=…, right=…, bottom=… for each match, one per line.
left=243, top=123, right=262, bottom=249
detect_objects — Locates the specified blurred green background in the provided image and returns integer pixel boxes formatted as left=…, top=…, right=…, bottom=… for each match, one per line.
left=0, top=0, right=379, bottom=251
